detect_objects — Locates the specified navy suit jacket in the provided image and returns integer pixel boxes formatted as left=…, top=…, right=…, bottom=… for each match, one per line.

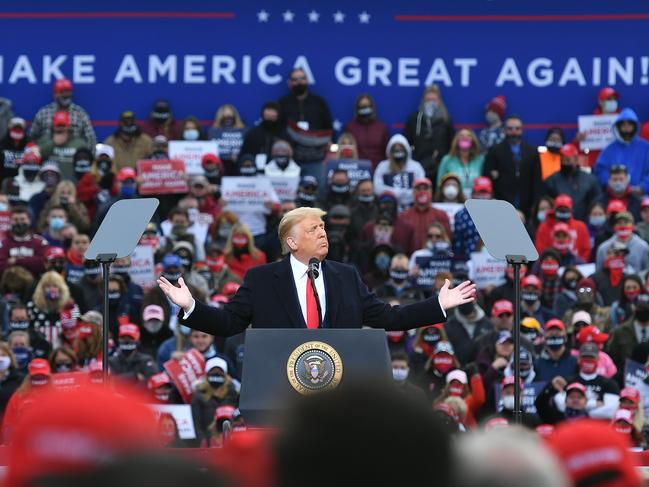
left=180, top=257, right=446, bottom=337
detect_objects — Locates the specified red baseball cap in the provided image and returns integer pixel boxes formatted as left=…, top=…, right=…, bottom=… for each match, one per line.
left=545, top=318, right=566, bottom=332
left=147, top=372, right=171, bottom=391
left=7, top=385, right=159, bottom=487
left=201, top=152, right=223, bottom=169
left=118, top=323, right=140, bottom=341
left=501, top=376, right=524, bottom=389
left=577, top=325, right=609, bottom=344
left=551, top=222, right=571, bottom=236
left=553, top=194, right=573, bottom=209
left=491, top=299, right=513, bottom=317
left=607, top=200, right=627, bottom=214
left=546, top=419, right=640, bottom=487
left=53, top=78, right=73, bottom=94
left=413, top=177, right=432, bottom=188
left=559, top=144, right=578, bottom=158
left=620, top=387, right=640, bottom=405
left=215, top=404, right=237, bottom=421
left=52, top=111, right=70, bottom=127
left=598, top=86, right=618, bottom=101
left=484, top=417, right=509, bottom=430
left=521, top=274, right=541, bottom=289
left=222, top=281, right=240, bottom=296
left=77, top=323, right=95, bottom=339
left=485, top=95, right=507, bottom=119
left=28, top=358, right=51, bottom=377
left=565, top=382, right=587, bottom=395
left=45, top=246, right=65, bottom=261
left=641, top=198, right=649, bottom=209
left=472, top=176, right=493, bottom=193
left=535, top=424, right=555, bottom=438
left=117, top=167, right=137, bottom=182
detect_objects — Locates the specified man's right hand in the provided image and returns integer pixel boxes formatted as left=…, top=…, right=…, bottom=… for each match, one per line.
left=551, top=376, right=567, bottom=392
left=157, top=276, right=194, bottom=313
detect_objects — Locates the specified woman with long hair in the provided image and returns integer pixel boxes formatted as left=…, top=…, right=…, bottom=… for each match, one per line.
left=211, top=104, right=246, bottom=130
left=610, top=275, right=644, bottom=327
left=436, top=129, right=484, bottom=198
left=223, top=223, right=267, bottom=279
left=343, top=93, right=389, bottom=168
left=0, top=342, right=24, bottom=418
left=210, top=210, right=239, bottom=251
left=180, top=116, right=207, bottom=141
left=74, top=312, right=103, bottom=367
left=37, top=180, right=90, bottom=233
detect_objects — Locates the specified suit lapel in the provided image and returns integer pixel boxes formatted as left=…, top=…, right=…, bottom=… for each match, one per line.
left=322, top=260, right=342, bottom=326
left=274, top=256, right=307, bottom=328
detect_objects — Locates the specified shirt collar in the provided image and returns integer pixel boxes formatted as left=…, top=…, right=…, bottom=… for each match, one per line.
left=290, top=254, right=310, bottom=279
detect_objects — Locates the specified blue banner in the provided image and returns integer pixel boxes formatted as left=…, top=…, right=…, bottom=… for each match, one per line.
left=1, top=1, right=648, bottom=143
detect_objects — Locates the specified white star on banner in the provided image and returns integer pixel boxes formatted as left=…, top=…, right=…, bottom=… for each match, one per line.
left=257, top=10, right=269, bottom=22
left=333, top=10, right=345, bottom=23
left=282, top=10, right=294, bottom=22
left=308, top=10, right=320, bottom=23
left=359, top=11, right=371, bottom=24
left=333, top=119, right=343, bottom=132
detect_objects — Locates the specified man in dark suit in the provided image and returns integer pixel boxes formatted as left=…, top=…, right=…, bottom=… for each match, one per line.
left=484, top=115, right=543, bottom=218
left=158, top=207, right=475, bottom=337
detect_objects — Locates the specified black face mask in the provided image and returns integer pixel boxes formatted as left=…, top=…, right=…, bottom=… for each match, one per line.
left=297, top=191, right=317, bottom=206
left=391, top=150, right=407, bottom=163
left=152, top=111, right=170, bottom=122
left=389, top=269, right=408, bottom=284
left=9, top=320, right=29, bottom=331
left=545, top=336, right=565, bottom=350
left=208, top=375, right=225, bottom=387
left=274, top=155, right=290, bottom=169
left=163, top=272, right=181, bottom=284
left=23, top=169, right=39, bottom=181
left=507, top=134, right=522, bottom=144
left=330, top=184, right=350, bottom=194
left=74, top=159, right=91, bottom=180
left=98, top=160, right=112, bottom=174
left=422, top=333, right=440, bottom=346
left=560, top=164, right=574, bottom=176
left=555, top=210, right=572, bottom=222
left=522, top=292, right=539, bottom=306
left=635, top=308, right=649, bottom=323
left=357, top=106, right=373, bottom=118
left=11, top=222, right=28, bottom=236
left=545, top=141, right=562, bottom=153
left=121, top=124, right=138, bottom=135
left=240, top=166, right=257, bottom=176
left=261, top=119, right=279, bottom=131
left=291, top=84, right=307, bottom=96
left=458, top=302, right=475, bottom=316
left=563, top=278, right=578, bottom=290
left=119, top=342, right=137, bottom=354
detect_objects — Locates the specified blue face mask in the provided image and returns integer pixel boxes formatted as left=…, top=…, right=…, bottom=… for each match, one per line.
left=49, top=216, right=66, bottom=231
left=184, top=129, right=199, bottom=141
left=12, top=346, right=31, bottom=369
left=565, top=407, right=587, bottom=419
left=537, top=210, right=546, bottom=222
left=120, top=185, right=136, bottom=197
left=589, top=215, right=607, bottom=227
left=375, top=253, right=390, bottom=271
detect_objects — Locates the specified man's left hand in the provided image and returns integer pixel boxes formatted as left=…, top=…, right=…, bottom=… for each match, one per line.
left=438, top=279, right=476, bottom=311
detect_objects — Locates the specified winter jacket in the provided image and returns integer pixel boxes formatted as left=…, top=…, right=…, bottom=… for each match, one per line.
left=400, top=205, right=452, bottom=252
left=30, top=102, right=95, bottom=149
left=544, top=169, right=602, bottom=222
left=104, top=131, right=153, bottom=170
left=534, top=349, right=578, bottom=382
left=344, top=118, right=390, bottom=168
left=404, top=110, right=454, bottom=178
left=0, top=232, right=48, bottom=276
left=596, top=234, right=649, bottom=273
left=534, top=212, right=591, bottom=262
left=444, top=307, right=493, bottom=365
left=435, top=154, right=485, bottom=196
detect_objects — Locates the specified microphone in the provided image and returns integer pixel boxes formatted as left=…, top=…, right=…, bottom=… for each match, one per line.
left=308, top=257, right=320, bottom=279
left=307, top=257, right=322, bottom=328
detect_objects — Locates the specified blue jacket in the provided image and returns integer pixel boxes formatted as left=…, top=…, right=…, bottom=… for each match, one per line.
left=594, top=108, right=649, bottom=193
left=534, top=349, right=578, bottom=382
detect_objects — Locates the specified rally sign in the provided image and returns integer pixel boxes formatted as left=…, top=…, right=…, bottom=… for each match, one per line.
left=152, top=404, right=197, bottom=440
left=267, top=175, right=299, bottom=202
left=0, top=210, right=10, bottom=239
left=624, top=359, right=649, bottom=418
left=168, top=140, right=218, bottom=175
left=577, top=114, right=617, bottom=151
left=494, top=381, right=546, bottom=415
left=414, top=254, right=453, bottom=289
left=137, top=159, right=189, bottom=195
left=128, top=245, right=155, bottom=291
left=221, top=176, right=279, bottom=213
left=468, top=250, right=507, bottom=290
left=325, top=159, right=372, bottom=190
left=164, top=348, right=206, bottom=404
left=209, top=127, right=247, bottom=161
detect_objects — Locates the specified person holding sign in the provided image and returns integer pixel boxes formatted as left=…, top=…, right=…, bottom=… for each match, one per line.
left=158, top=207, right=475, bottom=336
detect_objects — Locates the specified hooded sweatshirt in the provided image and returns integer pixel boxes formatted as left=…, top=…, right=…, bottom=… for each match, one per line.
left=594, top=108, right=649, bottom=193
left=373, top=134, right=425, bottom=210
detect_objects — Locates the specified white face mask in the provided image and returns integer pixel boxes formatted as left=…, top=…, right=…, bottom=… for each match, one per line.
left=0, top=356, right=10, bottom=371
left=602, top=100, right=618, bottom=114
left=443, top=184, right=459, bottom=200
left=392, top=368, right=409, bottom=382
left=502, top=395, right=515, bottom=410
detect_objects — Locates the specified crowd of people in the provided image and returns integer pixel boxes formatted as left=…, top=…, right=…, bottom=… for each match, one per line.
left=1, top=68, right=649, bottom=466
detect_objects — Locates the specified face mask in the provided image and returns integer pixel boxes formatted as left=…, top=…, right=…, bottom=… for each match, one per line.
left=98, top=160, right=112, bottom=174
left=502, top=395, right=515, bottom=411
left=57, top=96, right=72, bottom=107
left=152, top=110, right=170, bottom=122
left=9, top=320, right=29, bottom=331
left=330, top=184, right=350, bottom=194
left=423, top=101, right=438, bottom=118
left=163, top=272, right=181, bottom=283
left=121, top=124, right=138, bottom=135
left=537, top=210, right=546, bottom=222
left=144, top=320, right=163, bottom=334
left=507, top=134, right=522, bottom=144
left=12, top=347, right=31, bottom=369
left=0, top=356, right=11, bottom=371
left=458, top=302, right=474, bottom=316
left=443, top=185, right=459, bottom=200
left=555, top=209, right=572, bottom=222
left=520, top=367, right=532, bottom=378
left=108, top=291, right=121, bottom=305
left=433, top=354, right=454, bottom=374
left=392, top=368, right=409, bottom=382
left=545, top=141, right=563, bottom=153
left=208, top=375, right=226, bottom=387
left=0, top=203, right=7, bottom=212
left=615, top=225, right=634, bottom=241
left=297, top=191, right=317, bottom=203
left=291, top=84, right=307, bottom=96
left=120, top=185, right=136, bottom=198
left=610, top=181, right=627, bottom=194
left=578, top=358, right=598, bottom=375
left=183, top=129, right=199, bottom=141
left=357, top=106, right=373, bottom=118
left=391, top=150, right=407, bottom=163
left=565, top=407, right=587, bottom=418
left=261, top=119, right=279, bottom=131
left=589, top=215, right=607, bottom=227
left=614, top=423, right=633, bottom=436
left=563, top=278, right=578, bottom=290
left=85, top=266, right=102, bottom=278
left=389, top=269, right=408, bottom=283
left=119, top=342, right=137, bottom=354
left=415, top=191, right=431, bottom=206
left=240, top=166, right=257, bottom=176
left=458, top=138, right=472, bottom=151
left=232, top=235, right=249, bottom=248
left=111, top=265, right=130, bottom=277
left=23, top=168, right=39, bottom=181
left=45, top=288, right=60, bottom=300
left=374, top=254, right=390, bottom=271
left=357, top=194, right=374, bottom=204
left=74, top=159, right=91, bottom=180
left=635, top=307, right=649, bottom=323
left=522, top=292, right=539, bottom=305
left=546, top=336, right=565, bottom=350
left=31, top=377, right=49, bottom=387
left=602, top=100, right=618, bottom=114
left=155, top=391, right=171, bottom=403
left=49, top=217, right=65, bottom=232
left=553, top=240, right=571, bottom=253
left=485, top=111, right=500, bottom=125
left=274, top=155, right=290, bottom=168
left=624, top=289, right=641, bottom=301
left=222, top=117, right=235, bottom=127
left=56, top=363, right=73, bottom=373
left=448, top=383, right=464, bottom=397
left=560, top=164, right=575, bottom=176
left=11, top=222, right=28, bottom=236
left=9, top=129, right=24, bottom=141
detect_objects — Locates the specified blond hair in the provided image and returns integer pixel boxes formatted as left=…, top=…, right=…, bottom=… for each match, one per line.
left=278, top=207, right=327, bottom=254
left=33, top=271, right=71, bottom=312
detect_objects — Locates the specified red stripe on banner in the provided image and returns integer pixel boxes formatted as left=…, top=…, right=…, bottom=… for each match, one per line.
left=0, top=11, right=235, bottom=19
left=390, top=122, right=578, bottom=130
left=394, top=13, right=649, bottom=22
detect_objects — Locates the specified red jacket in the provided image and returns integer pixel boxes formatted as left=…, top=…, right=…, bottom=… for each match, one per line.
left=0, top=233, right=48, bottom=276
left=225, top=251, right=267, bottom=279
left=535, top=213, right=591, bottom=262
left=343, top=119, right=390, bottom=169
left=400, top=206, right=452, bottom=250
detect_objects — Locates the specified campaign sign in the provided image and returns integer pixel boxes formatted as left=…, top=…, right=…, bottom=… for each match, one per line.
left=51, top=371, right=90, bottom=391
left=494, top=381, right=546, bottom=415
left=221, top=176, right=278, bottom=213
left=267, top=175, right=299, bottom=202
left=0, top=210, right=11, bottom=239
left=468, top=250, right=507, bottom=290
left=164, top=348, right=206, bottom=404
left=624, top=359, right=649, bottom=417
left=137, top=159, right=188, bottom=195
left=325, top=158, right=372, bottom=189
left=128, top=244, right=155, bottom=291
left=169, top=140, right=218, bottom=175
left=415, top=254, right=452, bottom=289
left=577, top=114, right=617, bottom=151
left=209, top=128, right=247, bottom=161
left=152, top=404, right=197, bottom=440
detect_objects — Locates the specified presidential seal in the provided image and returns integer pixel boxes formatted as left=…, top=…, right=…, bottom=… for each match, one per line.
left=286, top=341, right=343, bottom=394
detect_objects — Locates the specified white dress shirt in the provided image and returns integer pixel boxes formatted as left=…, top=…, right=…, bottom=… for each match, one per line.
left=290, top=254, right=327, bottom=325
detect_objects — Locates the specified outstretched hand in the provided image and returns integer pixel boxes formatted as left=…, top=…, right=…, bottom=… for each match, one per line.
left=157, top=276, right=194, bottom=312
left=438, top=279, right=476, bottom=311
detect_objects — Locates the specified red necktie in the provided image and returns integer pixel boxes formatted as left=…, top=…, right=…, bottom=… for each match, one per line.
left=306, top=275, right=319, bottom=329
